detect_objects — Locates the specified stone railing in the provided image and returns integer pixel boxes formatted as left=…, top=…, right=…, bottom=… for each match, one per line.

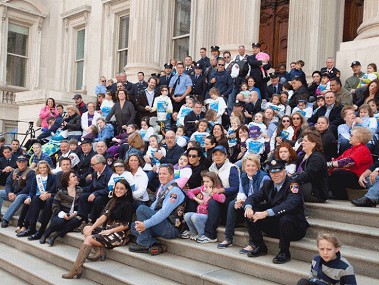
left=0, top=89, right=16, bottom=104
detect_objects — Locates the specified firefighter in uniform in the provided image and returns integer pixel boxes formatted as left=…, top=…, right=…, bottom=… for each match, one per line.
left=129, top=164, right=185, bottom=255
left=244, top=159, right=309, bottom=264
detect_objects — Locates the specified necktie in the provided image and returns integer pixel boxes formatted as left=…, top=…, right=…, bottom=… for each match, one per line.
left=274, top=86, right=277, bottom=93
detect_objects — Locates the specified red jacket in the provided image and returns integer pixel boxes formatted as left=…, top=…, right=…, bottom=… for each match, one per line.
left=334, top=144, right=373, bottom=177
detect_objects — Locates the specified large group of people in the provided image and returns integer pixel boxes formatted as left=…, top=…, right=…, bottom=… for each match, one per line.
left=2, top=43, right=375, bottom=283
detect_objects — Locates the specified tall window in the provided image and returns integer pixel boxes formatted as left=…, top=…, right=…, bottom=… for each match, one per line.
left=172, top=0, right=191, bottom=61
left=75, top=29, right=85, bottom=90
left=7, top=23, right=29, bottom=87
left=118, top=15, right=129, bottom=72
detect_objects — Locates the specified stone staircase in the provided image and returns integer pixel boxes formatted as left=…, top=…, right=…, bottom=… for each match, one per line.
left=0, top=200, right=378, bottom=284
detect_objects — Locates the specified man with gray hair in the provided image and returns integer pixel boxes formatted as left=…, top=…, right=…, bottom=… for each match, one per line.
left=77, top=154, right=112, bottom=223
left=320, top=57, right=340, bottom=79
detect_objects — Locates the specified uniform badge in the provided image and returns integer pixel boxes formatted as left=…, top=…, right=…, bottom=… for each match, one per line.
left=169, top=193, right=178, bottom=203
left=290, top=183, right=299, bottom=194
left=271, top=160, right=277, bottom=165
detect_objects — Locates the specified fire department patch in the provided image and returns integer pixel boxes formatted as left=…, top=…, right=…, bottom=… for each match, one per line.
left=290, top=183, right=299, bottom=194
left=169, top=193, right=178, bottom=203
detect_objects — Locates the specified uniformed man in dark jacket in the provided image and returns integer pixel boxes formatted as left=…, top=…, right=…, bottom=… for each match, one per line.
left=159, top=63, right=173, bottom=87
left=191, top=64, right=207, bottom=102
left=244, top=159, right=309, bottom=264
left=197, top=47, right=210, bottom=73
left=247, top=42, right=271, bottom=96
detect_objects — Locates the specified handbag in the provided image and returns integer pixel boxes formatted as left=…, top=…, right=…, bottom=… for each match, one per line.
left=36, top=117, right=42, bottom=127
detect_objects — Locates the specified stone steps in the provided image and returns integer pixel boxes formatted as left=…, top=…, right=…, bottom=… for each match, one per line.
left=63, top=232, right=276, bottom=285
left=0, top=242, right=98, bottom=285
left=0, top=200, right=378, bottom=284
left=0, top=266, right=31, bottom=285
left=306, top=200, right=379, bottom=228
left=0, top=227, right=178, bottom=285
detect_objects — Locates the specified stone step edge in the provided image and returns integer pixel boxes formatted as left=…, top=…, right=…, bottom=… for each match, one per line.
left=0, top=242, right=99, bottom=285
left=0, top=227, right=179, bottom=285
left=63, top=231, right=277, bottom=285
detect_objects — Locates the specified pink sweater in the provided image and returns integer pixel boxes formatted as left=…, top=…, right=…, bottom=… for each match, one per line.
left=187, top=185, right=226, bottom=214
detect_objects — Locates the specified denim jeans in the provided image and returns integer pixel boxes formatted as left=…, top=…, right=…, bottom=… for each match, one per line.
left=131, top=205, right=179, bottom=247
left=0, top=190, right=28, bottom=222
left=364, top=176, right=379, bottom=202
left=184, top=212, right=207, bottom=236
left=224, top=199, right=244, bottom=242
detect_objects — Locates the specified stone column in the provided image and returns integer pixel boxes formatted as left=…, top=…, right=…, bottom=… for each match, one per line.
left=287, top=0, right=344, bottom=78
left=125, top=0, right=163, bottom=79
left=336, top=0, right=379, bottom=83
left=213, top=0, right=261, bottom=56
left=356, top=0, right=379, bottom=40
left=0, top=5, right=7, bottom=86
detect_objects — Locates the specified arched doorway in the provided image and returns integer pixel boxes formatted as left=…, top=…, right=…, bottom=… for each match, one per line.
left=259, top=0, right=289, bottom=70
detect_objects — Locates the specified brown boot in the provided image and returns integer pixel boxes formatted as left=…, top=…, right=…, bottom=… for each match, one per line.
left=87, top=246, right=106, bottom=261
left=62, top=244, right=92, bottom=279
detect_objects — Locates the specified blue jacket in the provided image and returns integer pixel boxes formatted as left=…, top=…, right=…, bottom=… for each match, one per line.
left=240, top=170, right=269, bottom=196
left=209, top=70, right=233, bottom=98
left=95, top=123, right=114, bottom=142
left=84, top=166, right=113, bottom=197
left=28, top=173, right=56, bottom=198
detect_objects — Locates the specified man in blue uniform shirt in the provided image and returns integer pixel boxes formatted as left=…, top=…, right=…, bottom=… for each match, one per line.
left=129, top=164, right=185, bottom=255
left=244, top=159, right=309, bottom=264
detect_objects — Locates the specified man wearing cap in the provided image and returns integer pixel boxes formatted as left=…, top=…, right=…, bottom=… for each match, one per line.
left=191, top=64, right=207, bottom=101
left=330, top=77, right=353, bottom=106
left=344, top=61, right=364, bottom=94
left=265, top=72, right=283, bottom=100
left=244, top=159, right=309, bottom=264
left=320, top=57, right=340, bottom=79
left=159, top=64, right=173, bottom=87
left=76, top=139, right=96, bottom=186
left=136, top=77, right=159, bottom=121
left=197, top=47, right=210, bottom=72
left=247, top=42, right=271, bottom=96
left=210, top=46, right=220, bottom=58
left=169, top=62, right=193, bottom=112
left=0, top=156, right=35, bottom=228
left=73, top=94, right=87, bottom=115
left=197, top=145, right=240, bottom=243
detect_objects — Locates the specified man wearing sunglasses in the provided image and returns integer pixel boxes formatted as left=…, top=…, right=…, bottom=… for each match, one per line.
left=209, top=58, right=233, bottom=105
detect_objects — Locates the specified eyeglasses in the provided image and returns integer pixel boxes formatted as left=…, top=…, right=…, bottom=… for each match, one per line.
left=91, top=162, right=101, bottom=167
left=218, top=64, right=225, bottom=66
left=70, top=174, right=77, bottom=178
left=282, top=120, right=290, bottom=123
left=101, top=80, right=106, bottom=82
left=223, top=56, right=230, bottom=59
left=292, top=117, right=301, bottom=120
left=188, top=154, right=198, bottom=158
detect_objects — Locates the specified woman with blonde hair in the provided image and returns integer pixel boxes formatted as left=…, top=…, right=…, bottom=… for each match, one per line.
left=16, top=161, right=56, bottom=239
left=62, top=105, right=82, bottom=140
left=218, top=154, right=269, bottom=251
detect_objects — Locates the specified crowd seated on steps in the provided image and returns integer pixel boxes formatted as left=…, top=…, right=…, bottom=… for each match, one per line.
left=0, top=45, right=376, bottom=283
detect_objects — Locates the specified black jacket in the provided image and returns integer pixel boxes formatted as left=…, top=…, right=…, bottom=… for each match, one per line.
left=295, top=151, right=329, bottom=201
left=289, top=85, right=309, bottom=108
left=244, top=176, right=309, bottom=232
left=0, top=155, right=17, bottom=172
left=308, top=104, right=343, bottom=127
left=265, top=83, right=283, bottom=100
left=191, top=74, right=207, bottom=100
left=184, top=111, right=205, bottom=136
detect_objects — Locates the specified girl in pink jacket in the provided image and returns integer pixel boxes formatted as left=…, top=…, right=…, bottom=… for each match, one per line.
left=182, top=172, right=226, bottom=240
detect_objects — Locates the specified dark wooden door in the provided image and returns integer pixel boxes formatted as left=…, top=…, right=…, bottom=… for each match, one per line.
left=259, top=0, right=289, bottom=70
left=343, top=0, right=364, bottom=42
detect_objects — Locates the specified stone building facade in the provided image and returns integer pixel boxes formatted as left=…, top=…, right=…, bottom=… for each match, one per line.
left=0, top=0, right=377, bottom=142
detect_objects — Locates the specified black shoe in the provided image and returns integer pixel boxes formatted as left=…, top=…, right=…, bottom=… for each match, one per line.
left=28, top=231, right=43, bottom=241
left=1, top=219, right=9, bottom=228
left=128, top=243, right=149, bottom=253
left=247, top=245, right=268, bottom=258
left=351, top=196, right=377, bottom=207
left=16, top=228, right=36, bottom=238
left=47, top=233, right=59, bottom=246
left=39, top=232, right=49, bottom=244
left=273, top=251, right=291, bottom=264
left=148, top=242, right=167, bottom=256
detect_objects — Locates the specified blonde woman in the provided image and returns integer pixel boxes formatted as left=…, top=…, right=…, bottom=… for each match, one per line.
left=62, top=105, right=82, bottom=140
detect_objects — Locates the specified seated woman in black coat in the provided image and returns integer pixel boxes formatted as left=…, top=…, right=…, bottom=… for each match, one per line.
left=294, top=130, right=329, bottom=203
left=315, top=116, right=338, bottom=161
left=39, top=170, right=83, bottom=246
left=62, top=179, right=133, bottom=279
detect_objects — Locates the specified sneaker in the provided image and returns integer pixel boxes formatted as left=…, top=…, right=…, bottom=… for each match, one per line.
left=190, top=235, right=198, bottom=240
left=181, top=230, right=190, bottom=239
left=217, top=240, right=233, bottom=249
left=196, top=235, right=217, bottom=244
